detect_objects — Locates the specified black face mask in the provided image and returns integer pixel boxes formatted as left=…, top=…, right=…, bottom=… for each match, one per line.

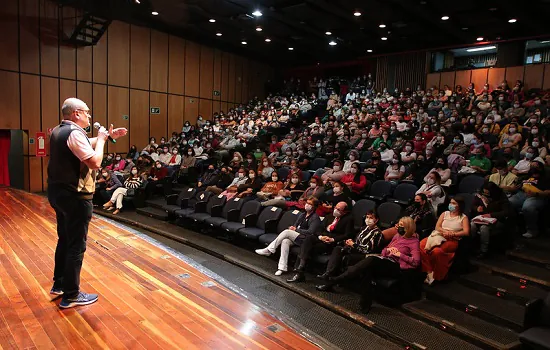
left=413, top=201, right=421, bottom=207
left=397, top=227, right=406, bottom=235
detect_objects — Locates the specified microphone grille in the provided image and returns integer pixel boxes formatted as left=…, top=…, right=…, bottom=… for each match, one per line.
left=93, top=122, right=100, bottom=129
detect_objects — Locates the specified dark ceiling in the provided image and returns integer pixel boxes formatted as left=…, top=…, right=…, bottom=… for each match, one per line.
left=60, top=0, right=550, bottom=67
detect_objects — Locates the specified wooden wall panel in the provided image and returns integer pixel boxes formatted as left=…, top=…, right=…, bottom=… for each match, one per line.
left=184, top=97, right=198, bottom=123
left=426, top=73, right=440, bottom=90
left=0, top=0, right=19, bottom=71
left=198, top=99, right=212, bottom=119
left=59, top=7, right=76, bottom=79
left=130, top=25, right=150, bottom=90
left=167, top=95, right=184, bottom=136
left=168, top=36, right=185, bottom=95
left=76, top=82, right=92, bottom=118
left=107, top=86, right=129, bottom=154
left=235, top=57, right=243, bottom=103
left=185, top=41, right=200, bottom=97
left=150, top=30, right=169, bottom=93
left=149, top=92, right=168, bottom=140
left=221, top=52, right=230, bottom=102
left=505, top=66, right=525, bottom=87
left=487, top=68, right=506, bottom=90
left=212, top=100, right=221, bottom=115
left=199, top=46, right=214, bottom=99
left=454, top=70, right=471, bottom=89
left=91, top=84, right=107, bottom=138
left=93, top=31, right=108, bottom=83
left=242, top=58, right=249, bottom=103
left=439, top=72, right=455, bottom=90
left=59, top=79, right=76, bottom=122
left=21, top=74, right=41, bottom=154
left=129, top=89, right=149, bottom=149
left=76, top=46, right=93, bottom=82
left=29, top=157, right=43, bottom=192
left=19, top=0, right=40, bottom=74
left=221, top=102, right=228, bottom=114
left=40, top=0, right=59, bottom=77
left=471, top=69, right=488, bottom=91
left=213, top=49, right=222, bottom=102
left=0, top=71, right=21, bottom=129
left=524, top=64, right=544, bottom=90
left=108, top=21, right=130, bottom=87
left=543, top=64, right=550, bottom=90
left=228, top=54, right=236, bottom=102
left=41, top=77, right=59, bottom=154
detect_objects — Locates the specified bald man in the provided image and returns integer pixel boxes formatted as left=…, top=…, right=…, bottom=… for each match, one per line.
left=47, top=98, right=127, bottom=308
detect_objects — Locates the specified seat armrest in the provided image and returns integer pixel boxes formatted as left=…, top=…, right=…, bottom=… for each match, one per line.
left=244, top=213, right=258, bottom=227
left=165, top=194, right=178, bottom=205
left=193, top=201, right=208, bottom=213
left=210, top=205, right=224, bottom=217
left=524, top=298, right=544, bottom=329
left=264, top=219, right=279, bottom=234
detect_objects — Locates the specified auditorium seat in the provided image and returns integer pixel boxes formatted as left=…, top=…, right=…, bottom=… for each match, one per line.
left=220, top=200, right=262, bottom=234
left=203, top=197, right=245, bottom=228
left=238, top=206, right=283, bottom=240
left=174, top=191, right=212, bottom=218
left=187, top=193, right=227, bottom=223
left=377, top=202, right=403, bottom=229
left=258, top=210, right=301, bottom=246
left=366, top=180, right=393, bottom=202
left=520, top=293, right=550, bottom=350
left=308, top=158, right=328, bottom=173
left=163, top=187, right=196, bottom=216
left=351, top=199, right=376, bottom=231
left=388, top=183, right=418, bottom=206
left=458, top=174, right=485, bottom=194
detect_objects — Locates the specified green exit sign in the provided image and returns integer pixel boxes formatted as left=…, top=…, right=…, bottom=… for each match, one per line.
left=213, top=90, right=221, bottom=97
left=150, top=107, right=160, bottom=114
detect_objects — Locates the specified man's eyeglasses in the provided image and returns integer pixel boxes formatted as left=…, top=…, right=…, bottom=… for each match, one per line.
left=75, top=109, right=91, bottom=115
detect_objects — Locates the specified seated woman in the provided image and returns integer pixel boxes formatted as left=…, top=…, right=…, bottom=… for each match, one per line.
left=167, top=147, right=182, bottom=170
left=384, top=154, right=405, bottom=185
left=286, top=176, right=324, bottom=210
left=219, top=168, right=249, bottom=198
left=105, top=154, right=126, bottom=174
left=177, top=147, right=196, bottom=183
left=316, top=216, right=420, bottom=314
left=341, top=163, right=368, bottom=200
left=424, top=157, right=452, bottom=186
left=255, top=197, right=322, bottom=276
left=318, top=181, right=352, bottom=216
left=416, top=171, right=446, bottom=214
left=317, top=210, right=384, bottom=280
left=382, top=194, right=435, bottom=240
left=235, top=169, right=262, bottom=199
left=256, top=171, right=285, bottom=200
left=420, top=196, right=470, bottom=285
left=96, top=169, right=122, bottom=204
left=103, top=166, right=143, bottom=215
left=400, top=141, right=417, bottom=166
left=258, top=156, right=275, bottom=181
left=364, top=151, right=386, bottom=181
left=261, top=172, right=306, bottom=207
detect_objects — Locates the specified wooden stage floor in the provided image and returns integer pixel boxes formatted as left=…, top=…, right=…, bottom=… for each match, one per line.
left=0, top=188, right=319, bottom=350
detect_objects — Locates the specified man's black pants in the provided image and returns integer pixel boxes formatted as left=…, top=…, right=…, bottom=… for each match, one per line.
left=48, top=189, right=92, bottom=299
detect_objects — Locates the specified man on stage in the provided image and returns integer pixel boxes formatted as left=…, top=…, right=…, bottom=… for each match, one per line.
left=47, top=98, right=127, bottom=308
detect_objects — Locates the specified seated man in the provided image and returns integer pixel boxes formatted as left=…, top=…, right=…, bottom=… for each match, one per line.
left=255, top=197, right=322, bottom=275
left=287, top=201, right=354, bottom=283
left=466, top=147, right=491, bottom=175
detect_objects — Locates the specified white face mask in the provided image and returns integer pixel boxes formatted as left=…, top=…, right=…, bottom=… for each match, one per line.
left=304, top=204, right=313, bottom=212
left=188, top=152, right=193, bottom=155
left=115, top=157, right=121, bottom=161
left=427, top=178, right=435, bottom=185
left=405, top=146, right=412, bottom=152
left=238, top=173, right=245, bottom=178
left=272, top=176, right=278, bottom=182
left=249, top=173, right=255, bottom=179
left=173, top=150, right=178, bottom=154
left=291, top=178, right=299, bottom=184
left=263, top=161, right=268, bottom=166
left=131, top=169, right=138, bottom=175
left=333, top=209, right=342, bottom=217
left=333, top=186, right=342, bottom=194
left=309, top=182, right=317, bottom=188
left=365, top=218, right=375, bottom=227
left=233, top=157, right=239, bottom=161
left=102, top=173, right=108, bottom=177
left=333, top=166, right=341, bottom=171
left=350, top=168, right=358, bottom=174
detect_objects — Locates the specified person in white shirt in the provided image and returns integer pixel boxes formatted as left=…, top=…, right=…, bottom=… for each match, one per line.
left=379, top=142, right=395, bottom=163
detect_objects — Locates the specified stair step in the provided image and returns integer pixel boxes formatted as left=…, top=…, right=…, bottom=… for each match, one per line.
left=507, top=249, right=550, bottom=269
left=515, top=237, right=550, bottom=252
left=403, top=299, right=520, bottom=350
left=136, top=207, right=169, bottom=221
left=472, top=257, right=550, bottom=290
left=459, top=271, right=547, bottom=305
left=145, top=197, right=167, bottom=210
left=425, top=282, right=525, bottom=331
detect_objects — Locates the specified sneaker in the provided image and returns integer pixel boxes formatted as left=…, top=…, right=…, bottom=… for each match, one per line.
left=255, top=248, right=272, bottom=256
left=275, top=270, right=285, bottom=276
left=59, top=292, right=98, bottom=309
left=522, top=232, right=537, bottom=239
left=50, top=287, right=64, bottom=295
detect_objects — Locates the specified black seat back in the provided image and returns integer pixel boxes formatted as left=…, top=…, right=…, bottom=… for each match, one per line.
left=391, top=183, right=418, bottom=204
left=455, top=193, right=475, bottom=218
left=206, top=194, right=226, bottom=214
left=352, top=199, right=376, bottom=230
left=189, top=190, right=212, bottom=209
left=378, top=202, right=403, bottom=228
left=222, top=197, right=245, bottom=219
left=256, top=206, right=283, bottom=229
left=277, top=210, right=301, bottom=233
left=368, top=180, right=393, bottom=200
left=458, top=175, right=485, bottom=194
left=309, top=158, right=328, bottom=171
left=238, top=200, right=262, bottom=221
left=178, top=187, right=197, bottom=206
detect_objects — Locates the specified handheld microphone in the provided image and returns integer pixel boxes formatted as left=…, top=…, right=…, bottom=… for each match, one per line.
left=93, top=122, right=116, bottom=143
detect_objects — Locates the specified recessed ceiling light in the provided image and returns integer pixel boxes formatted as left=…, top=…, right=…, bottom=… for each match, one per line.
left=462, top=27, right=469, bottom=30
left=134, top=0, right=140, bottom=3
left=209, top=19, right=216, bottom=23
left=541, top=40, right=550, bottom=44
left=216, top=33, right=222, bottom=36
left=325, top=31, right=332, bottom=35
left=252, top=10, right=262, bottom=17
left=288, top=47, right=294, bottom=50
left=476, top=37, right=484, bottom=41
left=353, top=11, right=362, bottom=17
left=466, top=45, right=496, bottom=52
left=489, top=7, right=497, bottom=11
left=151, top=11, right=159, bottom=16
left=381, top=37, right=388, bottom=40
left=265, top=38, right=271, bottom=42
left=329, top=41, right=337, bottom=46
left=379, top=24, right=386, bottom=28
left=508, top=18, right=517, bottom=23
left=367, top=49, right=373, bottom=53
left=441, top=16, right=449, bottom=20
left=256, top=27, right=262, bottom=31
left=241, top=41, right=247, bottom=45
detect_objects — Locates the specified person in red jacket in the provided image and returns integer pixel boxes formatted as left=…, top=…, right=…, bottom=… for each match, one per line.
left=341, top=163, right=367, bottom=200
left=413, top=131, right=428, bottom=153
left=145, top=161, right=169, bottom=198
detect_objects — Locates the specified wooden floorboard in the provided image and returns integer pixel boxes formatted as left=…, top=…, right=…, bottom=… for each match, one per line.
left=0, top=188, right=319, bottom=350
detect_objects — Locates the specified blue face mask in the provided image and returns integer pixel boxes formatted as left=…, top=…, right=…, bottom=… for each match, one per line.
left=453, top=139, right=461, bottom=144
left=448, top=204, right=456, bottom=212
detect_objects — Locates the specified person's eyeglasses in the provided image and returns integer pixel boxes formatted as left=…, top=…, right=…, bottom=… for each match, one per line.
left=75, top=109, right=91, bottom=115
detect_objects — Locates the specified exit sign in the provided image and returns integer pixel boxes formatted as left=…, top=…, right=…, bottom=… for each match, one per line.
left=150, top=107, right=160, bottom=114
left=213, top=90, right=221, bottom=97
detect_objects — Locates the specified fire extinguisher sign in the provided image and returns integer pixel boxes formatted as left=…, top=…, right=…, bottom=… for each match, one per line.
left=36, top=132, right=46, bottom=157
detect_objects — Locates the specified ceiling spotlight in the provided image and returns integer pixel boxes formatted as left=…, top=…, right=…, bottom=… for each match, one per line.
left=381, top=37, right=388, bottom=40
left=367, top=49, right=373, bottom=53
left=216, top=33, right=222, bottom=36
left=256, top=27, right=263, bottom=32
left=325, top=31, right=332, bottom=35
left=134, top=0, right=140, bottom=3
left=508, top=18, right=517, bottom=23
left=252, top=10, right=262, bottom=17
left=329, top=41, right=337, bottom=46
left=288, top=47, right=294, bottom=51
left=476, top=37, right=484, bottom=41
left=265, top=38, right=271, bottom=42
left=241, top=41, right=247, bottom=45
left=151, top=11, right=159, bottom=16
left=379, top=24, right=386, bottom=28
left=353, top=11, right=362, bottom=17
left=209, top=19, right=216, bottom=23
left=462, top=27, right=469, bottom=30
left=441, top=16, right=449, bottom=20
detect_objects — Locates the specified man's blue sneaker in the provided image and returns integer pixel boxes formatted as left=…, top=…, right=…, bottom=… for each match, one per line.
left=50, top=287, right=64, bottom=295
left=59, top=292, right=98, bottom=308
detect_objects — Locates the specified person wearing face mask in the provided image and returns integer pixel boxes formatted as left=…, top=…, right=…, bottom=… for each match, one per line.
left=383, top=195, right=435, bottom=240
left=94, top=168, right=123, bottom=204
left=504, top=101, right=525, bottom=119
left=236, top=169, right=263, bottom=198
left=378, top=141, right=395, bottom=164
left=370, top=132, right=393, bottom=151
left=258, top=156, right=275, bottom=181
left=256, top=171, right=285, bottom=200
left=261, top=173, right=306, bottom=208
left=148, top=146, right=160, bottom=162
left=256, top=198, right=321, bottom=276
left=141, top=137, right=158, bottom=154
left=443, top=134, right=469, bottom=158
left=400, top=142, right=417, bottom=165
left=319, top=181, right=352, bottom=216
left=316, top=216, right=420, bottom=314
left=126, top=145, right=139, bottom=161
left=101, top=153, right=115, bottom=168
left=220, top=168, right=249, bottom=199
left=425, top=157, right=452, bottom=186
left=317, top=211, right=384, bottom=280
left=341, top=163, right=368, bottom=200
left=275, top=147, right=294, bottom=168
left=105, top=153, right=126, bottom=173
left=103, top=166, right=143, bottom=215
left=512, top=147, right=538, bottom=176
left=145, top=161, right=168, bottom=198
left=364, top=151, right=386, bottom=181
left=342, top=150, right=360, bottom=173
left=465, top=147, right=492, bottom=175
left=203, top=167, right=232, bottom=194
left=420, top=197, right=470, bottom=284
left=158, top=146, right=172, bottom=165
left=167, top=148, right=181, bottom=169
left=320, top=160, right=345, bottom=184
left=176, top=147, right=196, bottom=184
left=520, top=135, right=547, bottom=160
left=287, top=201, right=354, bottom=283
left=416, top=172, right=445, bottom=213
left=384, top=155, right=405, bottom=184
left=228, top=151, right=243, bottom=173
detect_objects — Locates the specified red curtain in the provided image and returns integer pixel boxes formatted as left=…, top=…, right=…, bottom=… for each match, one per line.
left=0, top=130, right=10, bottom=186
